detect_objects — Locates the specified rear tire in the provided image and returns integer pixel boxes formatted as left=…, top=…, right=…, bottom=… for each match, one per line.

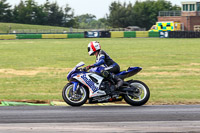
left=123, top=80, right=150, bottom=106
left=62, top=83, right=88, bottom=106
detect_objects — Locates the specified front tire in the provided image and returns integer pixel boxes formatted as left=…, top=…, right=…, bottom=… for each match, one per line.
left=62, top=83, right=88, bottom=106
left=123, top=80, right=150, bottom=106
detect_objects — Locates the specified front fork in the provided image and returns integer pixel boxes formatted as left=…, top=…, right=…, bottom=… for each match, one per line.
left=71, top=81, right=79, bottom=92
left=69, top=81, right=83, bottom=100
left=71, top=81, right=84, bottom=94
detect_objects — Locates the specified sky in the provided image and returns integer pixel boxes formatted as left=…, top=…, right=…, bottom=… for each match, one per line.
left=6, top=0, right=198, bottom=19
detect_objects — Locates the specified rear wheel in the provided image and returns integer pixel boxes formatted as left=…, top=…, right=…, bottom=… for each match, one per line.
left=62, top=83, right=88, bottom=106
left=123, top=80, right=150, bottom=106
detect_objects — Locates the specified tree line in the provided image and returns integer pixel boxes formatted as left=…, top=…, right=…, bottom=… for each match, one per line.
left=108, top=0, right=181, bottom=29
left=0, top=0, right=75, bottom=27
left=0, top=0, right=180, bottom=29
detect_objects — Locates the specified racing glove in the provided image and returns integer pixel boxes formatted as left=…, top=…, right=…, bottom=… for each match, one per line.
left=85, top=65, right=94, bottom=71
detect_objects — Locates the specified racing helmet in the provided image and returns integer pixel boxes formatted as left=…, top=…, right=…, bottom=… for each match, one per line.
left=88, top=41, right=101, bottom=56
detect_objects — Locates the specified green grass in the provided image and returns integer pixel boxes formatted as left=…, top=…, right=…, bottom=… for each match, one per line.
left=0, top=38, right=200, bottom=104
left=0, top=22, right=85, bottom=33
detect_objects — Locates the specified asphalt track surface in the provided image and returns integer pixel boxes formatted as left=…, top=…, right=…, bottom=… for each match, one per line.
left=0, top=105, right=200, bottom=132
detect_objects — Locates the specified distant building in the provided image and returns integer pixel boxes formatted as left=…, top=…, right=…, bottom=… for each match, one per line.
left=158, top=1, right=200, bottom=31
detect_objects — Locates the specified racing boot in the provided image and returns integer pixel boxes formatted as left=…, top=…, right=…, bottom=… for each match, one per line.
left=109, top=77, right=123, bottom=96
left=100, top=70, right=123, bottom=93
left=108, top=73, right=123, bottom=91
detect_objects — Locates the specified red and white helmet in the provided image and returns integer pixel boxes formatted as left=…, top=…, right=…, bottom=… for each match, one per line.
left=88, top=41, right=101, bottom=56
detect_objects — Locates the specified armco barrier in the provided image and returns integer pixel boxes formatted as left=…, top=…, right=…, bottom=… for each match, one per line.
left=196, top=32, right=200, bottom=38
left=0, top=35, right=16, bottom=40
left=16, top=34, right=42, bottom=39
left=168, top=31, right=200, bottom=38
left=149, top=32, right=159, bottom=37
left=124, top=31, right=136, bottom=38
left=0, top=31, right=170, bottom=40
left=100, top=31, right=111, bottom=38
left=84, top=31, right=110, bottom=38
left=110, top=31, right=124, bottom=38
left=42, top=34, right=54, bottom=39
left=136, top=31, right=149, bottom=37
left=68, top=33, right=84, bottom=38
left=42, top=34, right=68, bottom=39
left=84, top=31, right=100, bottom=38
left=54, top=34, right=68, bottom=39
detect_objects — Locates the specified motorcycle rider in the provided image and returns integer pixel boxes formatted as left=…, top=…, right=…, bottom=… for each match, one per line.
left=85, top=41, right=123, bottom=93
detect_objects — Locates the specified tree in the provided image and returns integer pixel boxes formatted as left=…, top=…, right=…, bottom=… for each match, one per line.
left=133, top=0, right=157, bottom=29
left=108, top=2, right=135, bottom=28
left=46, top=2, right=64, bottom=26
left=33, top=5, right=47, bottom=25
left=12, top=1, right=25, bottom=23
left=0, top=0, right=12, bottom=22
left=68, top=16, right=79, bottom=28
left=12, top=0, right=46, bottom=24
left=62, top=4, right=74, bottom=27
left=42, top=1, right=75, bottom=27
left=8, top=0, right=75, bottom=27
left=133, top=0, right=181, bottom=29
left=77, top=14, right=96, bottom=23
left=74, top=14, right=108, bottom=29
left=76, top=14, right=96, bottom=29
left=107, top=1, right=123, bottom=28
left=98, top=18, right=108, bottom=29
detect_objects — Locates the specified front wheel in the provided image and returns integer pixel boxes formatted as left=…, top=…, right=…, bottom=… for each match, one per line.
left=123, top=80, right=150, bottom=106
left=62, top=83, right=88, bottom=106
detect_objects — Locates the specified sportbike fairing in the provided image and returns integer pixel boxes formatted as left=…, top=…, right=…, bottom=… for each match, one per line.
left=117, top=67, right=142, bottom=79
left=74, top=73, right=106, bottom=98
left=67, top=62, right=106, bottom=98
left=67, top=62, right=85, bottom=80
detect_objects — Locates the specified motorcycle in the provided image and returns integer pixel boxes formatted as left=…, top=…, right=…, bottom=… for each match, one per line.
left=62, top=62, right=150, bottom=106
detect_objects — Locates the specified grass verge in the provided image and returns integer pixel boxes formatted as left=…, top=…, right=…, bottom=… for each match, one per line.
left=0, top=38, right=200, bottom=105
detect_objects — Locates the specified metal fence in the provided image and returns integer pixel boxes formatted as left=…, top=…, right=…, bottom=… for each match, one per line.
left=7, top=27, right=146, bottom=34
left=159, top=11, right=182, bottom=16
left=9, top=29, right=87, bottom=34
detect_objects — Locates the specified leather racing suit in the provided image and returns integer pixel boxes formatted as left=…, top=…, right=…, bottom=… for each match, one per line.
left=93, top=50, right=120, bottom=73
left=92, top=50, right=123, bottom=89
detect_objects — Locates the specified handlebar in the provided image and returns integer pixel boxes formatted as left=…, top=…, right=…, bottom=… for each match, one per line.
left=80, top=67, right=87, bottom=72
